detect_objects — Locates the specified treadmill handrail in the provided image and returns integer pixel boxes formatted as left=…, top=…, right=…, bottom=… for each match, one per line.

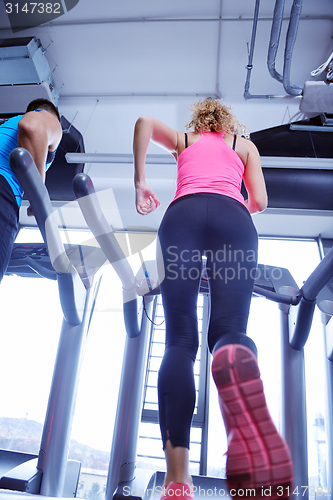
left=7, top=256, right=57, bottom=280
left=255, top=246, right=333, bottom=350
left=253, top=284, right=300, bottom=305
left=10, top=148, right=86, bottom=326
left=253, top=246, right=333, bottom=349
left=10, top=148, right=73, bottom=274
left=299, top=245, right=333, bottom=301
left=288, top=244, right=333, bottom=349
left=73, top=173, right=145, bottom=338
left=72, top=173, right=136, bottom=292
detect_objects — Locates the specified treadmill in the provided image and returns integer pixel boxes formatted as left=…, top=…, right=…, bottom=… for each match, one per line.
left=72, top=172, right=333, bottom=500
left=0, top=148, right=107, bottom=499
left=3, top=149, right=333, bottom=500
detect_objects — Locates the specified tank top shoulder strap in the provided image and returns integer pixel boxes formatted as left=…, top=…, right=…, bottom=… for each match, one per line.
left=184, top=132, right=188, bottom=148
left=232, top=134, right=237, bottom=151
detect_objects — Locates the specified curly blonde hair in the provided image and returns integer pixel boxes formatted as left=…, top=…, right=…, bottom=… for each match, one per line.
left=185, top=99, right=247, bottom=136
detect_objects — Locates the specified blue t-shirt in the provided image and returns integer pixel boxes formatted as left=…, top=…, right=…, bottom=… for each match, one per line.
left=0, top=112, right=58, bottom=207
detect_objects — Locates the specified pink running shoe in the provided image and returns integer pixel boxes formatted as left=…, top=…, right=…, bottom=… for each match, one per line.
left=212, top=344, right=293, bottom=499
left=160, top=483, right=194, bottom=500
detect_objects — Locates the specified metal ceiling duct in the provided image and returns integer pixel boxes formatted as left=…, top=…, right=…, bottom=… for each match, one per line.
left=245, top=0, right=304, bottom=99
left=283, top=0, right=303, bottom=95
left=267, top=0, right=302, bottom=94
left=267, top=0, right=285, bottom=84
left=267, top=0, right=303, bottom=96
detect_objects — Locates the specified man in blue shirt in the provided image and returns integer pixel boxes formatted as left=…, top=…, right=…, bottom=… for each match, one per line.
left=0, top=98, right=63, bottom=282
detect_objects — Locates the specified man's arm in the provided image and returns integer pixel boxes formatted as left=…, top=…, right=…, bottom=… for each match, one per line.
left=17, top=110, right=62, bottom=182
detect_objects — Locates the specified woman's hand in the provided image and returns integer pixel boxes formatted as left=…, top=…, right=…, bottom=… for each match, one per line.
left=135, top=181, right=160, bottom=215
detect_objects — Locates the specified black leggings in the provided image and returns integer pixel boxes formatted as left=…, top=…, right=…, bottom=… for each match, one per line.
left=157, top=193, right=258, bottom=449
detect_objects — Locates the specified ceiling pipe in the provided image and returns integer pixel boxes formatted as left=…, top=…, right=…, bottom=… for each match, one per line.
left=0, top=14, right=330, bottom=29
left=60, top=91, right=221, bottom=99
left=267, top=0, right=285, bottom=84
left=267, top=0, right=288, bottom=85
left=244, top=0, right=297, bottom=99
left=267, top=0, right=303, bottom=94
left=283, top=0, right=303, bottom=96
left=214, top=0, right=223, bottom=99
left=243, top=0, right=261, bottom=99
left=244, top=0, right=304, bottom=100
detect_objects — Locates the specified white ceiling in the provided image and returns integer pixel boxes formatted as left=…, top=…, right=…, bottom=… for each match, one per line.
left=1, top=0, right=332, bottom=100
left=1, top=0, right=333, bottom=238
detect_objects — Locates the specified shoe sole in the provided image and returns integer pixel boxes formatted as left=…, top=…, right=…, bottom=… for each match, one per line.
left=212, top=345, right=293, bottom=499
left=160, top=483, right=194, bottom=500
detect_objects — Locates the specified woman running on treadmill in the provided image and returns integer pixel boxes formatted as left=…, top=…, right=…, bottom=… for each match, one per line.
left=133, top=99, right=293, bottom=499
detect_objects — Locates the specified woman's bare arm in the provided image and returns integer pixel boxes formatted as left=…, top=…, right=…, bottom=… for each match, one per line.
left=242, top=140, right=268, bottom=214
left=133, top=116, right=179, bottom=215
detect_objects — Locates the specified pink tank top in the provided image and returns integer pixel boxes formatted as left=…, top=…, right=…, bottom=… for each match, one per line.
left=172, top=132, right=246, bottom=207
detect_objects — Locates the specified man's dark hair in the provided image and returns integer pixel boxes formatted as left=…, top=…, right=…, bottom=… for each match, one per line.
left=26, top=98, right=61, bottom=123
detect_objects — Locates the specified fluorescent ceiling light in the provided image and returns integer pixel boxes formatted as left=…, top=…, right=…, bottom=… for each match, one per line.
left=66, top=153, right=333, bottom=170
left=65, top=153, right=175, bottom=164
